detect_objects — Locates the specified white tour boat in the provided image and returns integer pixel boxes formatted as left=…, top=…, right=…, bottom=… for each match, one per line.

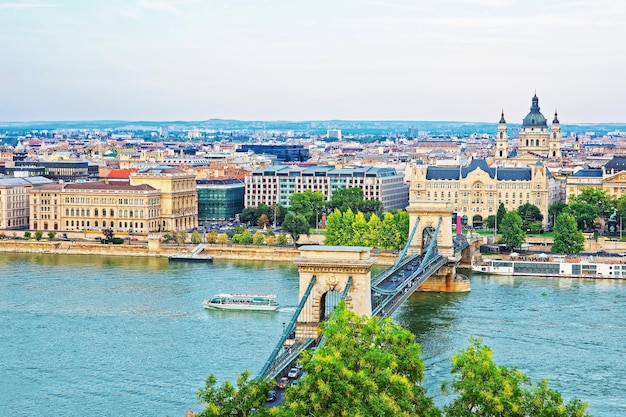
left=203, top=293, right=279, bottom=311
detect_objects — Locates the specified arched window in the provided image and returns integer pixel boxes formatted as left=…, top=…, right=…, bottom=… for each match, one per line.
left=95, top=208, right=99, bottom=216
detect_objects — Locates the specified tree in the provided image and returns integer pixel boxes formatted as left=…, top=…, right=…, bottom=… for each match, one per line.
left=569, top=187, right=615, bottom=220
left=34, top=230, right=43, bottom=241
left=276, top=233, right=288, bottom=246
left=48, top=231, right=57, bottom=239
left=379, top=211, right=402, bottom=249
left=252, top=231, right=265, bottom=246
left=206, top=231, right=218, bottom=244
left=282, top=212, right=309, bottom=248
left=257, top=214, right=270, bottom=229
left=551, top=212, right=585, bottom=254
left=174, top=230, right=188, bottom=245
left=280, top=302, right=441, bottom=417
left=327, top=187, right=383, bottom=218
left=191, top=230, right=203, bottom=244
left=289, top=190, right=325, bottom=228
left=366, top=213, right=382, bottom=247
left=196, top=370, right=274, bottom=417
left=548, top=201, right=567, bottom=227
left=351, top=211, right=369, bottom=245
left=240, top=207, right=257, bottom=225
left=517, top=203, right=543, bottom=231
left=233, top=229, right=253, bottom=245
left=216, top=233, right=229, bottom=245
left=564, top=202, right=598, bottom=231
left=496, top=203, right=507, bottom=232
left=499, top=211, right=526, bottom=250
left=394, top=210, right=410, bottom=249
left=484, top=215, right=496, bottom=230
left=265, top=235, right=276, bottom=246
left=443, top=338, right=590, bottom=417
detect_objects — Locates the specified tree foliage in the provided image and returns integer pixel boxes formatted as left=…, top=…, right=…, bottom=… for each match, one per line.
left=548, top=202, right=567, bottom=226
left=280, top=302, right=440, bottom=417
left=282, top=212, right=309, bottom=247
left=517, top=203, right=543, bottom=231
left=323, top=209, right=408, bottom=249
left=496, top=203, right=507, bottom=232
left=443, top=337, right=590, bottom=417
left=289, top=190, right=325, bottom=228
left=196, top=370, right=274, bottom=417
left=327, top=187, right=383, bottom=218
left=551, top=212, right=585, bottom=254
left=564, top=202, right=598, bottom=231
left=191, top=230, right=203, bottom=244
left=569, top=187, right=615, bottom=220
left=499, top=211, right=526, bottom=249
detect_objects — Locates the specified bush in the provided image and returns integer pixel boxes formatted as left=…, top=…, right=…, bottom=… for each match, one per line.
left=111, top=237, right=125, bottom=244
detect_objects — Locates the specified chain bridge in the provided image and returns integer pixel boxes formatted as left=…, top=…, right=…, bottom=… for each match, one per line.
left=258, top=200, right=478, bottom=380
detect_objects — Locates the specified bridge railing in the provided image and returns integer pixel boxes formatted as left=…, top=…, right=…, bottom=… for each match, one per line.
left=258, top=275, right=317, bottom=379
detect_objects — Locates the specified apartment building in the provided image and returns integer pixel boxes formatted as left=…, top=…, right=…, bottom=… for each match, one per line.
left=245, top=165, right=409, bottom=211
left=0, top=178, right=32, bottom=230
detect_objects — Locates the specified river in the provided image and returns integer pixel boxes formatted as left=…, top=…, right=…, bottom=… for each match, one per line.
left=1, top=253, right=625, bottom=416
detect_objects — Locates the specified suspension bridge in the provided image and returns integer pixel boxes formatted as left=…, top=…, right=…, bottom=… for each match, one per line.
left=258, top=200, right=478, bottom=380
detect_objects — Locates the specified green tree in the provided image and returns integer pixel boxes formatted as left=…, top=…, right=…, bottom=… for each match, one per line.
left=499, top=211, right=526, bottom=250
left=196, top=370, right=274, bottom=417
left=484, top=215, right=495, bottom=229
left=282, top=212, right=309, bottom=248
left=570, top=187, right=615, bottom=220
left=517, top=203, right=544, bottom=231
left=276, top=233, right=288, bottom=246
left=551, top=212, right=585, bottom=254
left=327, top=187, right=382, bottom=218
left=366, top=212, right=382, bottom=247
left=34, top=230, right=43, bottom=241
left=548, top=201, right=567, bottom=227
left=216, top=233, right=228, bottom=245
left=289, top=190, right=325, bottom=227
left=234, top=229, right=254, bottom=245
left=351, top=211, right=369, bottom=245
left=48, top=231, right=57, bottom=239
left=252, top=231, right=265, bottom=246
left=322, top=209, right=345, bottom=245
left=191, top=230, right=203, bottom=244
left=174, top=230, right=188, bottom=245
left=379, top=211, right=401, bottom=249
left=564, top=202, right=598, bottom=231
left=240, top=207, right=257, bottom=225
left=443, top=338, right=590, bottom=417
left=496, top=203, right=507, bottom=232
left=281, top=302, right=441, bottom=417
left=394, top=210, right=410, bottom=249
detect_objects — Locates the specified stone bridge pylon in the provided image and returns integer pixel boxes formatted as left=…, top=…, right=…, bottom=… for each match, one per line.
left=293, top=246, right=375, bottom=339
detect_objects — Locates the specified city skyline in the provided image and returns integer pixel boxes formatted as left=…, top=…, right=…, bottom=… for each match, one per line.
left=1, top=0, right=625, bottom=123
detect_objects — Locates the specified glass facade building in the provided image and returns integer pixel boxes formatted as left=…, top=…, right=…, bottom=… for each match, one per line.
left=197, top=179, right=245, bottom=222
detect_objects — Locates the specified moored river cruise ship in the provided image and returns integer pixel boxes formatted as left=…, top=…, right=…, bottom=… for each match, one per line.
left=472, top=255, right=626, bottom=279
left=203, top=294, right=279, bottom=311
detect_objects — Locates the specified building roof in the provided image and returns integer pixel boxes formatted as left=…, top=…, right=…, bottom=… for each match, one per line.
left=64, top=182, right=157, bottom=191
left=522, top=94, right=548, bottom=127
left=425, top=159, right=534, bottom=181
left=571, top=168, right=603, bottom=178
left=604, top=156, right=626, bottom=172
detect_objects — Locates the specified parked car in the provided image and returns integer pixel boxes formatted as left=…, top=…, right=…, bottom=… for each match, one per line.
left=287, top=367, right=299, bottom=378
left=266, top=390, right=277, bottom=402
left=277, top=377, right=289, bottom=388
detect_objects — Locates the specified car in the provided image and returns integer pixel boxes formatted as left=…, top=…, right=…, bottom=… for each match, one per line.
left=391, top=276, right=399, bottom=283
left=266, top=390, right=277, bottom=402
left=287, top=367, right=299, bottom=378
left=277, top=377, right=289, bottom=388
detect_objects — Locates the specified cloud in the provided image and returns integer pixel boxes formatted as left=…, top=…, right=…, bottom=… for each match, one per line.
left=0, top=1, right=56, bottom=9
left=117, top=0, right=196, bottom=19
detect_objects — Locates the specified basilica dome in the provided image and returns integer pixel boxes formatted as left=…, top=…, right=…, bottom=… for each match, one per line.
left=522, top=94, right=547, bottom=127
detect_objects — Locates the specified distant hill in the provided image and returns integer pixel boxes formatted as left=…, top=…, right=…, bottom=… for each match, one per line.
left=1, top=119, right=625, bottom=137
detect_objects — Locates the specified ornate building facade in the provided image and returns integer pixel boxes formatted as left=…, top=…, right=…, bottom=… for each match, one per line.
left=410, top=159, right=561, bottom=227
left=495, top=94, right=562, bottom=162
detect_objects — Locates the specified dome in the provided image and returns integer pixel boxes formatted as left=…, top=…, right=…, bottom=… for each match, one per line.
left=522, top=94, right=547, bottom=127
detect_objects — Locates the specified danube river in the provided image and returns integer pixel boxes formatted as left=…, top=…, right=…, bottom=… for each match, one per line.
left=1, top=253, right=625, bottom=416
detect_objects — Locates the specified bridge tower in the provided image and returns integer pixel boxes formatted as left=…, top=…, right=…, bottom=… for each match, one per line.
left=406, top=200, right=455, bottom=259
left=293, top=246, right=376, bottom=339
left=406, top=200, right=469, bottom=292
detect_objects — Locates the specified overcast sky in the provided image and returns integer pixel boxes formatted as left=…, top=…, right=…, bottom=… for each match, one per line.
left=1, top=0, right=624, bottom=123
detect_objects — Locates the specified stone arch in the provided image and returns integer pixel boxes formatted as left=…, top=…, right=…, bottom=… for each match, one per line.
left=294, top=246, right=374, bottom=339
left=472, top=214, right=483, bottom=228
left=406, top=200, right=454, bottom=259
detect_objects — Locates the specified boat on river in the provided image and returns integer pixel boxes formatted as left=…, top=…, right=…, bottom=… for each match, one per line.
left=203, top=294, right=279, bottom=311
left=472, top=255, right=626, bottom=279
left=168, top=254, right=213, bottom=263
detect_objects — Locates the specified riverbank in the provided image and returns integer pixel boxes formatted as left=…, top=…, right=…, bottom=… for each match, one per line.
left=0, top=239, right=398, bottom=265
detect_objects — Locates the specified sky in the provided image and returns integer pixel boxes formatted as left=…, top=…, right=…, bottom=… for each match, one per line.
left=0, top=0, right=625, bottom=123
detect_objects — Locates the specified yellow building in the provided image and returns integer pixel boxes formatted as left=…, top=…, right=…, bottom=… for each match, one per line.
left=30, top=182, right=161, bottom=235
left=130, top=167, right=197, bottom=232
left=0, top=178, right=32, bottom=230
left=410, top=159, right=561, bottom=227
left=565, top=156, right=626, bottom=202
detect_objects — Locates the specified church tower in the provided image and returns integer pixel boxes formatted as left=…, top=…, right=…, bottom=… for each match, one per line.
left=495, top=110, right=508, bottom=161
left=518, top=93, right=553, bottom=159
left=549, top=110, right=562, bottom=159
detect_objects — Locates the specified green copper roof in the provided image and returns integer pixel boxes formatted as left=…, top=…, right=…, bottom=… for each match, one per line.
left=522, top=94, right=547, bottom=127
